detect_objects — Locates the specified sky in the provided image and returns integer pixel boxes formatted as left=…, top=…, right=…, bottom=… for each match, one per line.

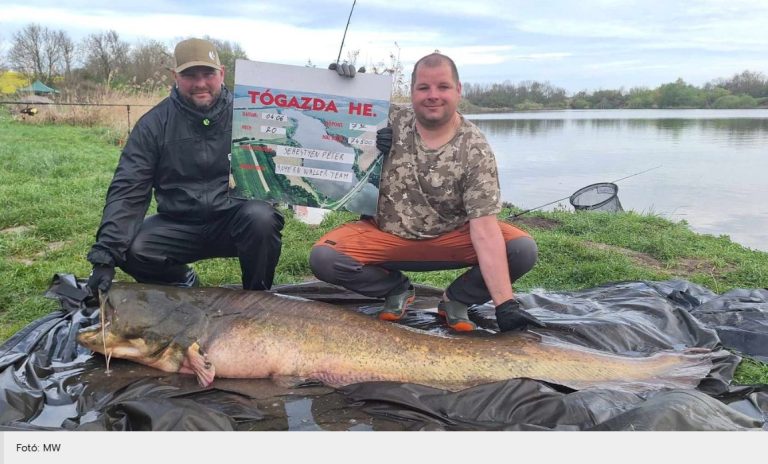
left=1, top=0, right=767, bottom=93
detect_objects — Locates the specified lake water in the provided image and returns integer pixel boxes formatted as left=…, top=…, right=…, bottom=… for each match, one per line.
left=465, top=109, right=768, bottom=253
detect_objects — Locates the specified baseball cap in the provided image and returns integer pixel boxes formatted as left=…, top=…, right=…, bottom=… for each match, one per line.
left=174, top=38, right=222, bottom=73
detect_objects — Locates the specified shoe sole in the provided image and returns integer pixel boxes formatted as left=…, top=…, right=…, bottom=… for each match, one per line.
left=437, top=309, right=477, bottom=332
left=378, top=294, right=415, bottom=322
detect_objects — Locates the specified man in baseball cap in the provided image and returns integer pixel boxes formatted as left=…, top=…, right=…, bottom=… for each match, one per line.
left=87, top=37, right=285, bottom=296
left=172, top=38, right=225, bottom=110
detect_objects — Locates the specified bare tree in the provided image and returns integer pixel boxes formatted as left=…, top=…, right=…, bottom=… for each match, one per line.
left=8, top=23, right=71, bottom=83
left=41, top=30, right=67, bottom=81
left=345, top=49, right=360, bottom=67
left=0, top=33, right=6, bottom=71
left=713, top=70, right=768, bottom=98
left=8, top=24, right=43, bottom=78
left=126, top=39, right=172, bottom=91
left=55, top=31, right=76, bottom=78
left=8, top=24, right=73, bottom=83
left=81, top=30, right=130, bottom=84
left=369, top=42, right=408, bottom=99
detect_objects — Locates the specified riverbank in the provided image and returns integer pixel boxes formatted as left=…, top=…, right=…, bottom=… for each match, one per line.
left=0, top=111, right=766, bottom=383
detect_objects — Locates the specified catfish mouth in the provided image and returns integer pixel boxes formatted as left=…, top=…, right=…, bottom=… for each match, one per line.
left=76, top=323, right=107, bottom=353
left=77, top=289, right=123, bottom=353
left=76, top=319, right=155, bottom=364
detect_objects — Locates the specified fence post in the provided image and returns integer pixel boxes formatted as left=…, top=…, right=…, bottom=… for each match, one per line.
left=126, top=104, right=132, bottom=136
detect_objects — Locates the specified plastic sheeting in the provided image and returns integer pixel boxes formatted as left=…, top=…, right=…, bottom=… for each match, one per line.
left=0, top=275, right=766, bottom=431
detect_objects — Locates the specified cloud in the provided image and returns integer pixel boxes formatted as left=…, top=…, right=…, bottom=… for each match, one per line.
left=511, top=53, right=572, bottom=62
left=3, top=0, right=767, bottom=92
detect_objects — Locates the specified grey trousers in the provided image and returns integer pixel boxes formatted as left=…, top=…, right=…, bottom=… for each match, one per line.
left=309, top=236, right=537, bottom=305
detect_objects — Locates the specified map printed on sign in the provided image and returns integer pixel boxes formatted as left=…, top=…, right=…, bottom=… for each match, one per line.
left=230, top=60, right=392, bottom=216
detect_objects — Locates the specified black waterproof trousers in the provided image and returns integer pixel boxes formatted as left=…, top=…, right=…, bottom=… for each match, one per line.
left=121, top=200, right=284, bottom=290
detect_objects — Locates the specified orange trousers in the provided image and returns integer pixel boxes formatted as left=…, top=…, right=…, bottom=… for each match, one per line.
left=309, top=219, right=537, bottom=304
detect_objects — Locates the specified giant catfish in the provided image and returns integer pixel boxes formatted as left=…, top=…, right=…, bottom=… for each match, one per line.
left=76, top=283, right=713, bottom=392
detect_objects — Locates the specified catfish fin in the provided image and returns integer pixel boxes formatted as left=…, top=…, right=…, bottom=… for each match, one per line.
left=179, top=342, right=215, bottom=387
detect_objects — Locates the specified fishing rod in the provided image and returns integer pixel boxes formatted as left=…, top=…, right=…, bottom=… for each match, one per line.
left=506, top=164, right=663, bottom=220
left=336, top=0, right=358, bottom=65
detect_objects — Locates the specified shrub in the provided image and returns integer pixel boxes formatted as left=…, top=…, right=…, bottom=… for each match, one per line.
left=712, top=94, right=758, bottom=109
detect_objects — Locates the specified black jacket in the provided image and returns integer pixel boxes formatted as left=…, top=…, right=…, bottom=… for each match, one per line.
left=87, top=86, right=241, bottom=267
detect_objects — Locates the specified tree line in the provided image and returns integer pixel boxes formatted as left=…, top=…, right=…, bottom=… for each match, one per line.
left=2, top=23, right=767, bottom=110
left=462, top=71, right=768, bottom=110
left=1, top=23, right=247, bottom=98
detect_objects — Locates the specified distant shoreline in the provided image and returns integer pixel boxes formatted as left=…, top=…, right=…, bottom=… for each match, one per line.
left=460, top=103, right=768, bottom=114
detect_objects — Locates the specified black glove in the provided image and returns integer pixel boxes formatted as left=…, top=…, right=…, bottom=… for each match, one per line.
left=495, top=299, right=547, bottom=332
left=87, top=264, right=115, bottom=296
left=376, top=127, right=393, bottom=156
left=328, top=62, right=365, bottom=78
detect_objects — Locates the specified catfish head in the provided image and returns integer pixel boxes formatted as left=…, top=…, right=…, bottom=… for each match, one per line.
left=77, top=283, right=214, bottom=384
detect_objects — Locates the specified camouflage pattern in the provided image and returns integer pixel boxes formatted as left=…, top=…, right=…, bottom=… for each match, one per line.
left=376, top=104, right=502, bottom=239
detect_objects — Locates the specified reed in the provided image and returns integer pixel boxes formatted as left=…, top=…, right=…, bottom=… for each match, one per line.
left=12, top=85, right=167, bottom=144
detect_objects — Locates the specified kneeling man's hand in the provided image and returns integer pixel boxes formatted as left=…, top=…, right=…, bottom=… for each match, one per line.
left=495, top=299, right=546, bottom=332
left=87, top=264, right=115, bottom=296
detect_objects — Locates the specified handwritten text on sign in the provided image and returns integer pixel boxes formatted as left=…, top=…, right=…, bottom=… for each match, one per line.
left=266, top=144, right=355, bottom=165
left=275, top=165, right=354, bottom=182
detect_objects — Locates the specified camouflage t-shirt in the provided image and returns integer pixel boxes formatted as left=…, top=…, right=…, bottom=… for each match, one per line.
left=375, top=104, right=502, bottom=239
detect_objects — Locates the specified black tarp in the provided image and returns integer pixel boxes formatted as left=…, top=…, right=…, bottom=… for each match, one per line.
left=0, top=275, right=766, bottom=431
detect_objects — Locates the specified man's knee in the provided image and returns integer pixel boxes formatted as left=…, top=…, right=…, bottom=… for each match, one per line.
left=309, top=245, right=338, bottom=283
left=309, top=245, right=363, bottom=284
left=123, top=239, right=193, bottom=285
left=125, top=232, right=154, bottom=264
left=506, top=236, right=538, bottom=278
left=235, top=201, right=284, bottom=235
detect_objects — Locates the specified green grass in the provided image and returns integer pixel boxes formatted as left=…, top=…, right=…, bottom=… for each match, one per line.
left=1, top=107, right=767, bottom=384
